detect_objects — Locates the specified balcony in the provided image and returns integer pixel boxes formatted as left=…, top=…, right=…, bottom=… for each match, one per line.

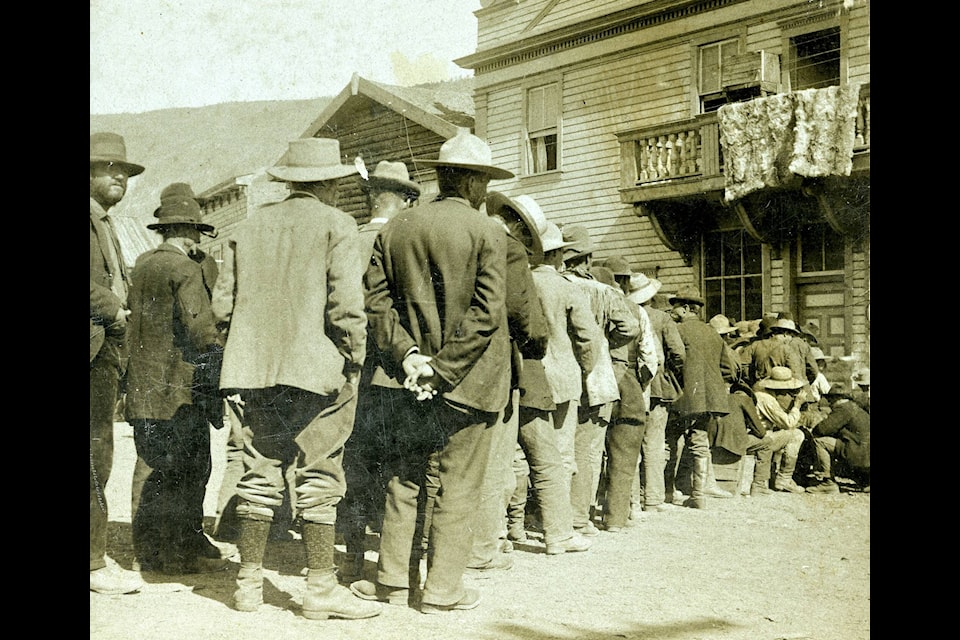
left=616, top=83, right=870, bottom=205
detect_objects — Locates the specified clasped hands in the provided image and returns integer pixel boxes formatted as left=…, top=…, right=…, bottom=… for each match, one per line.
left=402, top=352, right=440, bottom=401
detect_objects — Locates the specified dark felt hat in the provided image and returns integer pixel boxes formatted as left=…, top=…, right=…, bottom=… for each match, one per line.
left=147, top=183, right=215, bottom=233
left=90, top=132, right=145, bottom=177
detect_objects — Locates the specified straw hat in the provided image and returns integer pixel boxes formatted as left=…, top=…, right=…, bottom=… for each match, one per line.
left=809, top=346, right=831, bottom=362
left=267, top=138, right=359, bottom=183
left=361, top=160, right=420, bottom=200
left=90, top=132, right=145, bottom=177
left=147, top=183, right=215, bottom=233
left=418, top=131, right=514, bottom=180
left=708, top=314, right=737, bottom=335
left=755, top=366, right=804, bottom=391
left=626, top=273, right=663, bottom=305
left=486, top=192, right=544, bottom=265
left=668, top=285, right=705, bottom=307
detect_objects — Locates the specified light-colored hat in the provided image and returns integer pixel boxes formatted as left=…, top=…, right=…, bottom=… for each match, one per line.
left=361, top=160, right=420, bottom=199
left=809, top=346, right=831, bottom=362
left=486, top=192, right=544, bottom=265
left=561, top=225, right=594, bottom=259
left=90, top=132, right=145, bottom=177
left=755, top=366, right=804, bottom=391
left=627, top=273, right=663, bottom=305
left=669, top=285, right=705, bottom=307
left=147, top=182, right=215, bottom=233
left=540, top=221, right=574, bottom=253
left=601, top=256, right=633, bottom=277
left=769, top=318, right=801, bottom=335
left=418, top=131, right=514, bottom=180
left=267, top=138, right=359, bottom=183
left=852, top=368, right=870, bottom=386
left=709, top=314, right=737, bottom=335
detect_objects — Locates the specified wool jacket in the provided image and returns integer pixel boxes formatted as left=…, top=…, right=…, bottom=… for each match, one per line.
left=642, top=303, right=685, bottom=403
left=364, top=196, right=511, bottom=414
left=213, top=192, right=367, bottom=397
left=812, top=399, right=870, bottom=470
left=125, top=243, right=223, bottom=421
left=672, top=314, right=739, bottom=417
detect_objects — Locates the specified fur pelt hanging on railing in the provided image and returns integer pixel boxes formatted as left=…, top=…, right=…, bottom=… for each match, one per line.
left=718, top=83, right=861, bottom=202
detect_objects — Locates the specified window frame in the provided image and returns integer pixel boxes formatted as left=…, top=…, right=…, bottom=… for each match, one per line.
left=780, top=13, right=846, bottom=92
left=701, top=227, right=765, bottom=323
left=520, top=74, right=563, bottom=177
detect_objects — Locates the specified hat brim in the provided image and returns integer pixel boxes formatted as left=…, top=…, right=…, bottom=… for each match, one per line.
left=418, top=159, right=514, bottom=181
left=486, top=192, right=544, bottom=266
left=266, top=164, right=358, bottom=182
left=90, top=157, right=145, bottom=177
left=627, top=280, right=663, bottom=305
left=668, top=295, right=705, bottom=306
left=362, top=175, right=421, bottom=198
left=147, top=218, right=215, bottom=233
left=542, top=239, right=576, bottom=253
left=758, top=379, right=804, bottom=390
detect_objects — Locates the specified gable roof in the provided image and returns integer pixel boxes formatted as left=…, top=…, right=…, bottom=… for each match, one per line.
left=300, top=74, right=475, bottom=140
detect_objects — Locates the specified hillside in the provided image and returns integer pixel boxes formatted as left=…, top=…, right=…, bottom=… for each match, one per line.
left=90, top=97, right=332, bottom=222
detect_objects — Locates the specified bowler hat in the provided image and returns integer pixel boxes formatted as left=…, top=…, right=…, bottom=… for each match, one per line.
left=601, top=256, right=633, bottom=277
left=486, top=192, right=544, bottom=265
left=418, top=131, right=514, bottom=180
left=540, top=222, right=574, bottom=253
left=669, top=285, right=705, bottom=307
left=267, top=138, right=359, bottom=183
left=561, top=225, right=594, bottom=258
left=627, top=273, right=662, bottom=305
left=147, top=183, right=215, bottom=233
left=90, top=132, right=145, bottom=177
left=755, top=366, right=804, bottom=391
left=362, top=160, right=421, bottom=200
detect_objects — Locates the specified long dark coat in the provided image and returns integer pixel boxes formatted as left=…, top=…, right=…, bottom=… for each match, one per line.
left=672, top=315, right=739, bottom=417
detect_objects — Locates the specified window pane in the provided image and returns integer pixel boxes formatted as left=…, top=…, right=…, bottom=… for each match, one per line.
left=543, top=83, right=558, bottom=124
left=823, top=226, right=844, bottom=270
left=744, top=276, right=763, bottom=320
left=700, top=45, right=720, bottom=94
left=724, top=278, right=742, bottom=322
left=793, top=27, right=840, bottom=90
left=527, top=87, right=545, bottom=132
left=703, top=232, right=721, bottom=277
left=543, top=134, right=558, bottom=171
left=722, top=231, right=742, bottom=275
left=743, top=233, right=762, bottom=273
left=800, top=224, right=822, bottom=272
left=705, top=279, right=721, bottom=319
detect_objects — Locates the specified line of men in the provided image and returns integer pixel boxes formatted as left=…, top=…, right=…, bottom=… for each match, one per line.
left=90, top=130, right=870, bottom=618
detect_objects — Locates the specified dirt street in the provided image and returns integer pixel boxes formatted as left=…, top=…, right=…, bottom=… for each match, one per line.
left=91, top=422, right=870, bottom=640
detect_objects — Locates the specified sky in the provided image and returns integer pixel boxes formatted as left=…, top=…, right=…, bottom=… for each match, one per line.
left=91, top=0, right=482, bottom=115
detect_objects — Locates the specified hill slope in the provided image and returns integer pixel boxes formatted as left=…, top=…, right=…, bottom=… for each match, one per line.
left=90, top=98, right=332, bottom=222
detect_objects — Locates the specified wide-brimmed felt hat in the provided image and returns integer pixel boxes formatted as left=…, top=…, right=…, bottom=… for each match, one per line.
left=755, top=366, right=804, bottom=391
left=361, top=160, right=421, bottom=199
left=769, top=318, right=801, bottom=335
left=267, top=138, right=359, bottom=183
left=486, top=192, right=544, bottom=265
left=627, top=273, right=662, bottom=305
left=418, top=131, right=514, bottom=180
left=562, top=225, right=594, bottom=260
left=669, top=285, right=705, bottom=307
left=709, top=314, right=737, bottom=335
left=601, top=256, right=633, bottom=277
left=824, top=379, right=852, bottom=397
left=90, top=132, right=145, bottom=177
left=591, top=265, right=616, bottom=287
left=147, top=182, right=215, bottom=233
left=540, top=222, right=574, bottom=253
left=735, top=320, right=760, bottom=340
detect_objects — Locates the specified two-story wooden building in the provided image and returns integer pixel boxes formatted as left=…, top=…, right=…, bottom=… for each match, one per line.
left=455, top=0, right=869, bottom=367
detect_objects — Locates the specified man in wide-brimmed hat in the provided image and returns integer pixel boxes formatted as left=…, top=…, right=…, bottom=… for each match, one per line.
left=666, top=285, right=741, bottom=508
left=559, top=224, right=639, bottom=535
left=89, top=132, right=146, bottom=596
left=751, top=366, right=810, bottom=494
left=353, top=130, right=514, bottom=613
left=125, top=182, right=229, bottom=577
left=600, top=256, right=634, bottom=295
left=805, top=379, right=870, bottom=494
left=463, top=191, right=548, bottom=574
left=357, top=160, right=421, bottom=262
left=211, top=137, right=381, bottom=621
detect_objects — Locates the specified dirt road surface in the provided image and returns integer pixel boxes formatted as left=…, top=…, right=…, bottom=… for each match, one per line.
left=91, top=422, right=870, bottom=640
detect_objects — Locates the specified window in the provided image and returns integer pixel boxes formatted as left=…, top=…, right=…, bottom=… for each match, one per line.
left=525, top=82, right=559, bottom=174
left=703, top=229, right=763, bottom=322
left=698, top=38, right=739, bottom=113
left=799, top=222, right=844, bottom=274
left=789, top=26, right=840, bottom=90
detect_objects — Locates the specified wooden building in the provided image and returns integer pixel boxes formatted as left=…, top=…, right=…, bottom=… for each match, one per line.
left=456, top=0, right=870, bottom=367
left=197, top=74, right=476, bottom=265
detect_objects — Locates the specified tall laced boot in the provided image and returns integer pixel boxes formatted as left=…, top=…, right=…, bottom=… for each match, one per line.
left=234, top=518, right=271, bottom=612
left=684, top=456, right=708, bottom=509
left=301, top=522, right=382, bottom=620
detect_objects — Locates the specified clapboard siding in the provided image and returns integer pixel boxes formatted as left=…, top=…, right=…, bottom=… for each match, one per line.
left=847, top=6, right=870, bottom=83
left=745, top=21, right=782, bottom=52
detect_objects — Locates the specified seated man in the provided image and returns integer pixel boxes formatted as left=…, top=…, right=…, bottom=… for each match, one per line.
left=805, top=380, right=870, bottom=494
left=752, top=366, right=809, bottom=494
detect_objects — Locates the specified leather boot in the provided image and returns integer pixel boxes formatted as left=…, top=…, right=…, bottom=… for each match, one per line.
left=684, top=456, right=708, bottom=509
left=234, top=562, right=263, bottom=612
left=302, top=569, right=383, bottom=620
left=705, top=457, right=733, bottom=498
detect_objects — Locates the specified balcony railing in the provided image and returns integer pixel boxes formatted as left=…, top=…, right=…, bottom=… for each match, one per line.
left=617, top=83, right=870, bottom=203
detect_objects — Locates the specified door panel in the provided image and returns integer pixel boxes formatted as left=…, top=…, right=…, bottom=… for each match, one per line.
left=798, top=281, right=846, bottom=358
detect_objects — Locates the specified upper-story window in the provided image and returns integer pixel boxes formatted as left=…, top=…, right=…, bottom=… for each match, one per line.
left=789, top=26, right=840, bottom=90
left=524, top=81, right=560, bottom=174
left=698, top=38, right=739, bottom=113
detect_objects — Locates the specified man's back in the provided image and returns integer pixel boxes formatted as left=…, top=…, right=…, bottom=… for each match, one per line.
left=214, top=194, right=366, bottom=397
